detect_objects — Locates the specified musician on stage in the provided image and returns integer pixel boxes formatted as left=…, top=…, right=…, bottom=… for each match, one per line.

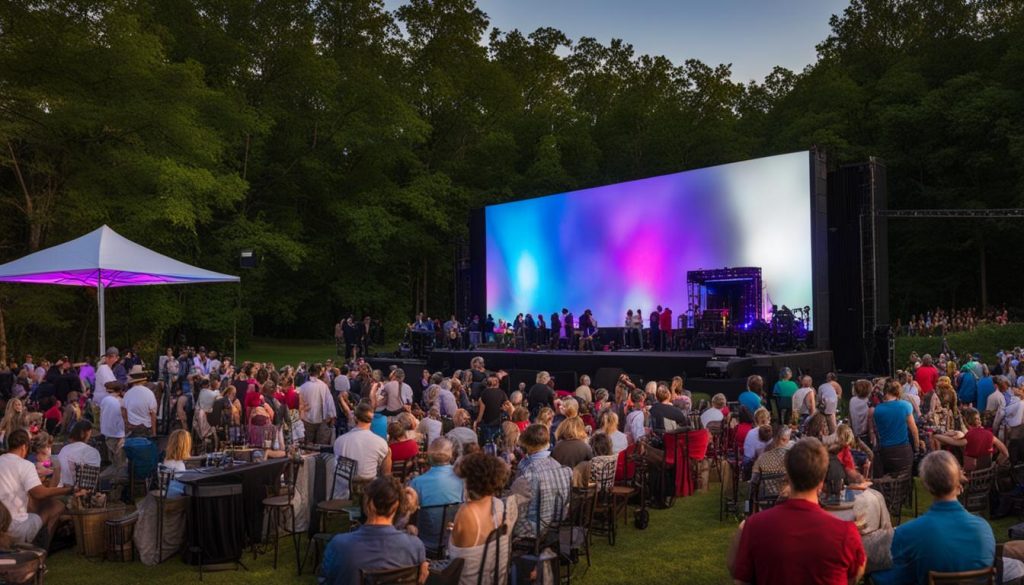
left=625, top=309, right=643, bottom=348
left=660, top=306, right=673, bottom=351
left=443, top=314, right=461, bottom=350
left=562, top=308, right=575, bottom=351
left=524, top=313, right=536, bottom=347
left=579, top=309, right=598, bottom=351
left=536, top=314, right=548, bottom=347
left=550, top=312, right=561, bottom=350
left=650, top=306, right=662, bottom=351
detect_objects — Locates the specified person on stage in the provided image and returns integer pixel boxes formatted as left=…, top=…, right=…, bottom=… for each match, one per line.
left=650, top=306, right=661, bottom=351
left=536, top=314, right=547, bottom=348
left=631, top=308, right=644, bottom=347
left=550, top=312, right=561, bottom=350
left=443, top=314, right=461, bottom=350
left=579, top=309, right=597, bottom=351
left=660, top=306, right=673, bottom=351
left=524, top=313, right=536, bottom=347
left=625, top=310, right=635, bottom=348
left=483, top=314, right=495, bottom=343
left=562, top=308, right=575, bottom=351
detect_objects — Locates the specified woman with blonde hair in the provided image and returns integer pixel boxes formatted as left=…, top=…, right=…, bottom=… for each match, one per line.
left=0, top=398, right=28, bottom=446
left=163, top=429, right=192, bottom=497
left=928, top=376, right=959, bottom=428
left=830, top=423, right=872, bottom=482
left=597, top=410, right=628, bottom=455
left=497, top=421, right=521, bottom=465
left=551, top=417, right=592, bottom=468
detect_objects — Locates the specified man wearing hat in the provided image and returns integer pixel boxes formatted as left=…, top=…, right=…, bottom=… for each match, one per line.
left=100, top=380, right=127, bottom=472
left=93, top=346, right=120, bottom=405
left=121, top=365, right=157, bottom=437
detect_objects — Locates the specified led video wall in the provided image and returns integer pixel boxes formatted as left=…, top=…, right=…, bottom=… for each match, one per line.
left=484, top=151, right=814, bottom=328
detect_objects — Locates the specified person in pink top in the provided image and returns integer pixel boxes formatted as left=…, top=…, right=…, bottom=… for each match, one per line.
left=914, top=354, right=940, bottom=396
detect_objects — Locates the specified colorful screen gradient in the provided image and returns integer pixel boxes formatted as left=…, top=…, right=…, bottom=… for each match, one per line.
left=484, top=151, right=813, bottom=328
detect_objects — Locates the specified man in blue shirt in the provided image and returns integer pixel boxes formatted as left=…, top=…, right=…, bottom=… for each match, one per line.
left=976, top=368, right=995, bottom=411
left=408, top=437, right=464, bottom=551
left=738, top=375, right=764, bottom=416
left=958, top=364, right=979, bottom=406
left=871, top=450, right=995, bottom=585
left=320, top=476, right=427, bottom=585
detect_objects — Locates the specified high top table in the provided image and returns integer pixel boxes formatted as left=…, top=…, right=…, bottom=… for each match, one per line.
left=177, top=458, right=289, bottom=565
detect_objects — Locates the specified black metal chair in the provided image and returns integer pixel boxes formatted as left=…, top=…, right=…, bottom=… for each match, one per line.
left=874, top=474, right=909, bottom=526
left=415, top=502, right=461, bottom=560
left=153, top=464, right=176, bottom=563
left=562, top=485, right=596, bottom=581
left=959, top=465, right=996, bottom=518
left=360, top=564, right=421, bottom=585
left=301, top=456, right=358, bottom=574
left=261, top=458, right=303, bottom=572
left=749, top=471, right=786, bottom=513
left=589, top=456, right=618, bottom=545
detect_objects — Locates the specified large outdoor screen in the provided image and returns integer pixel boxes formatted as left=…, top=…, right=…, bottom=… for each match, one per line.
left=484, top=151, right=813, bottom=328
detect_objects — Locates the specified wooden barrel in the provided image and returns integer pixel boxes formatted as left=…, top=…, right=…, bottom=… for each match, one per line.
left=70, top=503, right=131, bottom=558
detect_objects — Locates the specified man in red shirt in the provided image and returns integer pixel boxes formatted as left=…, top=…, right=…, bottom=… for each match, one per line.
left=659, top=306, right=673, bottom=351
left=914, top=354, right=940, bottom=396
left=731, top=438, right=866, bottom=585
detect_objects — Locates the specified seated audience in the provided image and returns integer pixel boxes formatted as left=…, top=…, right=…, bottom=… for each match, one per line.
left=551, top=417, right=593, bottom=469
left=0, top=429, right=76, bottom=546
left=700, top=393, right=727, bottom=428
left=650, top=384, right=690, bottom=433
left=510, top=424, right=571, bottom=538
left=449, top=452, right=517, bottom=585
left=416, top=407, right=443, bottom=447
left=596, top=410, right=628, bottom=455
left=496, top=421, right=522, bottom=465
left=931, top=407, right=1007, bottom=471
left=161, top=428, right=192, bottom=497
left=871, top=450, right=1004, bottom=584
left=742, top=415, right=772, bottom=465
left=320, top=476, right=427, bottom=585
left=388, top=421, right=419, bottom=464
left=731, top=438, right=866, bottom=585
left=334, top=402, right=391, bottom=498
left=738, top=375, right=764, bottom=418
left=749, top=425, right=792, bottom=484
left=409, top=437, right=464, bottom=550
left=55, top=420, right=101, bottom=488
left=446, top=409, right=478, bottom=455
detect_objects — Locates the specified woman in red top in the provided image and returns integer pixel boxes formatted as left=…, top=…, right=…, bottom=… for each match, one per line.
left=931, top=407, right=1008, bottom=471
left=274, top=376, right=299, bottom=410
left=387, top=421, right=419, bottom=462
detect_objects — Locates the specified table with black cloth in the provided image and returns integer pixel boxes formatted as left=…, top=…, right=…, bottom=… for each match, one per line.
left=177, top=458, right=289, bottom=565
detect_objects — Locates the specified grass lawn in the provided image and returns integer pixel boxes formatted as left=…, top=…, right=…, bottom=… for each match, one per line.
left=46, top=475, right=1022, bottom=585
left=240, top=338, right=345, bottom=365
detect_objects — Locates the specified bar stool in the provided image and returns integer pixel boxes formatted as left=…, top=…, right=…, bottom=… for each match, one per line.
left=105, top=511, right=139, bottom=561
left=261, top=458, right=303, bottom=573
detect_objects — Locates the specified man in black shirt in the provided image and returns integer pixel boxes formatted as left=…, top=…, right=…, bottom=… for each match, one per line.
left=475, top=375, right=507, bottom=444
left=527, top=371, right=555, bottom=418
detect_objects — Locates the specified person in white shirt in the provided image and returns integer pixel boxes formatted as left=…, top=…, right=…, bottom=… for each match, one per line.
left=792, top=376, right=816, bottom=423
left=333, top=366, right=351, bottom=396
left=197, top=378, right=220, bottom=413
left=986, top=376, right=1010, bottom=416
left=818, top=373, right=841, bottom=432
left=0, top=429, right=75, bottom=545
left=55, top=420, right=102, bottom=488
left=625, top=390, right=647, bottom=443
left=122, top=367, right=157, bottom=437
left=332, top=402, right=391, bottom=498
left=299, top=363, right=335, bottom=442
left=417, top=407, right=444, bottom=447
left=380, top=369, right=412, bottom=416
left=995, top=385, right=1024, bottom=440
left=207, top=350, right=222, bottom=379
left=21, top=354, right=35, bottom=376
left=99, top=382, right=127, bottom=471
left=192, top=347, right=211, bottom=376
left=700, top=394, right=728, bottom=429
left=93, top=346, right=120, bottom=406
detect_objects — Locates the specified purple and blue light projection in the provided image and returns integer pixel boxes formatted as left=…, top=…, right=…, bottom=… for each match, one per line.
left=485, top=151, right=813, bottom=328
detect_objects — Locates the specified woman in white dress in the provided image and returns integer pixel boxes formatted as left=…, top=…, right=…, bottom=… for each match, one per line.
left=448, top=452, right=518, bottom=585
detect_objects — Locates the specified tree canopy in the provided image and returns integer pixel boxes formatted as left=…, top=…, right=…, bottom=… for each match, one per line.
left=1, top=0, right=1023, bottom=358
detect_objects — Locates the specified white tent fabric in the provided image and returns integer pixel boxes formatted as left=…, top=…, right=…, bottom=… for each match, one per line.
left=0, top=225, right=239, bottom=354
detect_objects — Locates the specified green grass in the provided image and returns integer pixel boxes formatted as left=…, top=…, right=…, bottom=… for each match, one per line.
left=47, top=476, right=1024, bottom=585
left=240, top=338, right=345, bottom=366
left=894, top=323, right=1024, bottom=369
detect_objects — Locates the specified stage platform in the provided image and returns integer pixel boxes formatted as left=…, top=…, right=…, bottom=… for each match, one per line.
left=369, top=348, right=834, bottom=401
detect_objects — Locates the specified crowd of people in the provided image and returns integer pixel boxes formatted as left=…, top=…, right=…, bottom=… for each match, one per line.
left=895, top=306, right=1010, bottom=336
left=8, top=342, right=1024, bottom=583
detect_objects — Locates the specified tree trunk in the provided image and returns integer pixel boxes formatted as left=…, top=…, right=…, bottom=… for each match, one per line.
left=422, top=258, right=428, bottom=316
left=0, top=298, right=7, bottom=365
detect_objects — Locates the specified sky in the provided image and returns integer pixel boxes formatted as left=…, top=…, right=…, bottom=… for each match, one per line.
left=385, top=0, right=851, bottom=82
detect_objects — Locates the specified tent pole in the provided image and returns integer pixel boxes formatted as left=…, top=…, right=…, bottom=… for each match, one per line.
left=233, top=280, right=239, bottom=362
left=97, top=271, right=105, bottom=356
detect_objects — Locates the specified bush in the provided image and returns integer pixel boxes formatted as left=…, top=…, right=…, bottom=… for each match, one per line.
left=894, top=323, right=1024, bottom=368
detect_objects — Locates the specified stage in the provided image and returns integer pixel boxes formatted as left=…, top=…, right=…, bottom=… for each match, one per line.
left=369, top=347, right=834, bottom=401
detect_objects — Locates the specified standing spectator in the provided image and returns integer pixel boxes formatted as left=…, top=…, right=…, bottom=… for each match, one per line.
left=772, top=367, right=798, bottom=424
left=914, top=354, right=940, bottom=396
left=299, top=363, right=335, bottom=443
left=527, top=371, right=555, bottom=418
left=320, top=476, right=427, bottom=585
left=99, top=381, right=126, bottom=473
left=730, top=438, right=866, bottom=585
left=379, top=369, right=412, bottom=417
left=474, top=375, right=506, bottom=444
left=122, top=366, right=157, bottom=437
left=848, top=379, right=873, bottom=444
left=93, top=347, right=119, bottom=405
left=873, top=379, right=920, bottom=477
left=871, top=451, right=998, bottom=584
left=818, top=372, right=840, bottom=432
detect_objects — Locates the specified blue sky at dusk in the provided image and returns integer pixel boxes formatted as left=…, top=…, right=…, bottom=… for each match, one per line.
left=386, top=0, right=852, bottom=82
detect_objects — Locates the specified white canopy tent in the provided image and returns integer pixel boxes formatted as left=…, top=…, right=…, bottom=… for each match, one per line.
left=0, top=225, right=240, bottom=355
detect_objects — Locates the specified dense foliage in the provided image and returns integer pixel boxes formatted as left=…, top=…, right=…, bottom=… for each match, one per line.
left=1, top=0, right=1023, bottom=359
